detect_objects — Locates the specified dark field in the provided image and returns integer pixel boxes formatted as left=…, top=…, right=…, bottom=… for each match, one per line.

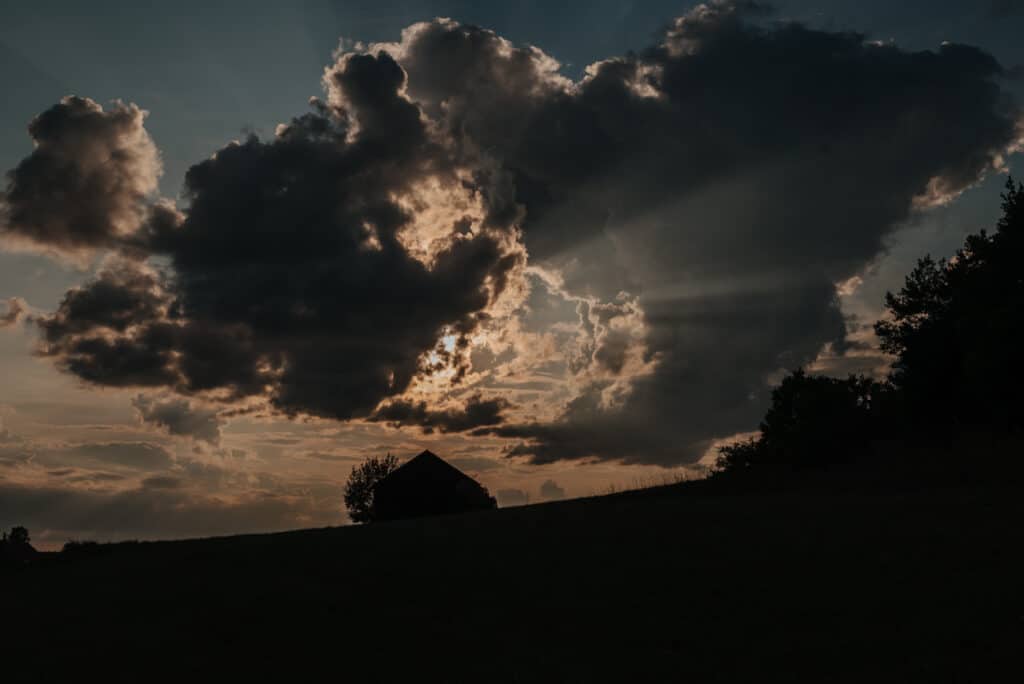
left=7, top=477, right=1024, bottom=682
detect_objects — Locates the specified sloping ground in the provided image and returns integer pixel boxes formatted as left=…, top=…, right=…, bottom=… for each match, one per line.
left=6, top=479, right=1023, bottom=682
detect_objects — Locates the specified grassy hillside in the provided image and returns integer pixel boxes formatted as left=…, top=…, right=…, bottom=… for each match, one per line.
left=6, top=475, right=1023, bottom=682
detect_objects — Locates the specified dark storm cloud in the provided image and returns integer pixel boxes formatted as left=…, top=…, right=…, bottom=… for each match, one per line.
left=0, top=96, right=161, bottom=255
left=16, top=51, right=523, bottom=421
left=3, top=2, right=1022, bottom=468
left=395, top=5, right=1019, bottom=277
left=132, top=395, right=224, bottom=445
left=369, top=394, right=509, bottom=433
left=157, top=76, right=520, bottom=418
left=1, top=297, right=25, bottom=327
left=33, top=260, right=180, bottom=388
left=36, top=260, right=168, bottom=342
left=392, top=3, right=1021, bottom=464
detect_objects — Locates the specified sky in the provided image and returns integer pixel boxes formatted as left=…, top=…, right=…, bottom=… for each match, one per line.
left=1, top=0, right=1022, bottom=547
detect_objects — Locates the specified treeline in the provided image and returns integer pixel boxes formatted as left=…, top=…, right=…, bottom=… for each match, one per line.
left=717, top=178, right=1024, bottom=475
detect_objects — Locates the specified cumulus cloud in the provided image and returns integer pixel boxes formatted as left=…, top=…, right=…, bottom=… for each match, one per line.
left=34, top=259, right=181, bottom=388
left=132, top=394, right=225, bottom=445
left=13, top=51, right=526, bottom=424
left=388, top=3, right=1021, bottom=465
left=2, top=2, right=1021, bottom=470
left=0, top=96, right=161, bottom=256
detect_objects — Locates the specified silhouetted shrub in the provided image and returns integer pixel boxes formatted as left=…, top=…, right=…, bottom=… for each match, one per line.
left=717, top=371, right=888, bottom=472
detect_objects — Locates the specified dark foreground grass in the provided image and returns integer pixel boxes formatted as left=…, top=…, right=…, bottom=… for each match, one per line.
left=6, top=476, right=1023, bottom=682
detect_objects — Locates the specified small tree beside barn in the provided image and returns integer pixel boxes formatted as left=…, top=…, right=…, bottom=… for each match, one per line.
left=343, top=453, right=399, bottom=523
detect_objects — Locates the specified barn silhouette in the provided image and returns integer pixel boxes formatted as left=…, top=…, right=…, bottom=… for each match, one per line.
left=372, top=450, right=497, bottom=521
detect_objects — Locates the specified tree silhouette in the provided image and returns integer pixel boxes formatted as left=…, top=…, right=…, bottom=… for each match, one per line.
left=344, top=453, right=399, bottom=523
left=1, top=526, right=36, bottom=567
left=717, top=370, right=887, bottom=472
left=876, top=176, right=1024, bottom=429
left=8, top=526, right=30, bottom=546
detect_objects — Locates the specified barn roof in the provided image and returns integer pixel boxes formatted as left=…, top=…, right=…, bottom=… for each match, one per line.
left=375, top=450, right=483, bottom=491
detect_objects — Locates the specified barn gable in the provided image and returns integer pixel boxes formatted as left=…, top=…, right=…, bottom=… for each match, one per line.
left=372, top=450, right=497, bottom=521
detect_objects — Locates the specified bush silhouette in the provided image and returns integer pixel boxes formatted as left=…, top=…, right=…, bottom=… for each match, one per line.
left=717, top=370, right=886, bottom=471
left=344, top=453, right=399, bottom=523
